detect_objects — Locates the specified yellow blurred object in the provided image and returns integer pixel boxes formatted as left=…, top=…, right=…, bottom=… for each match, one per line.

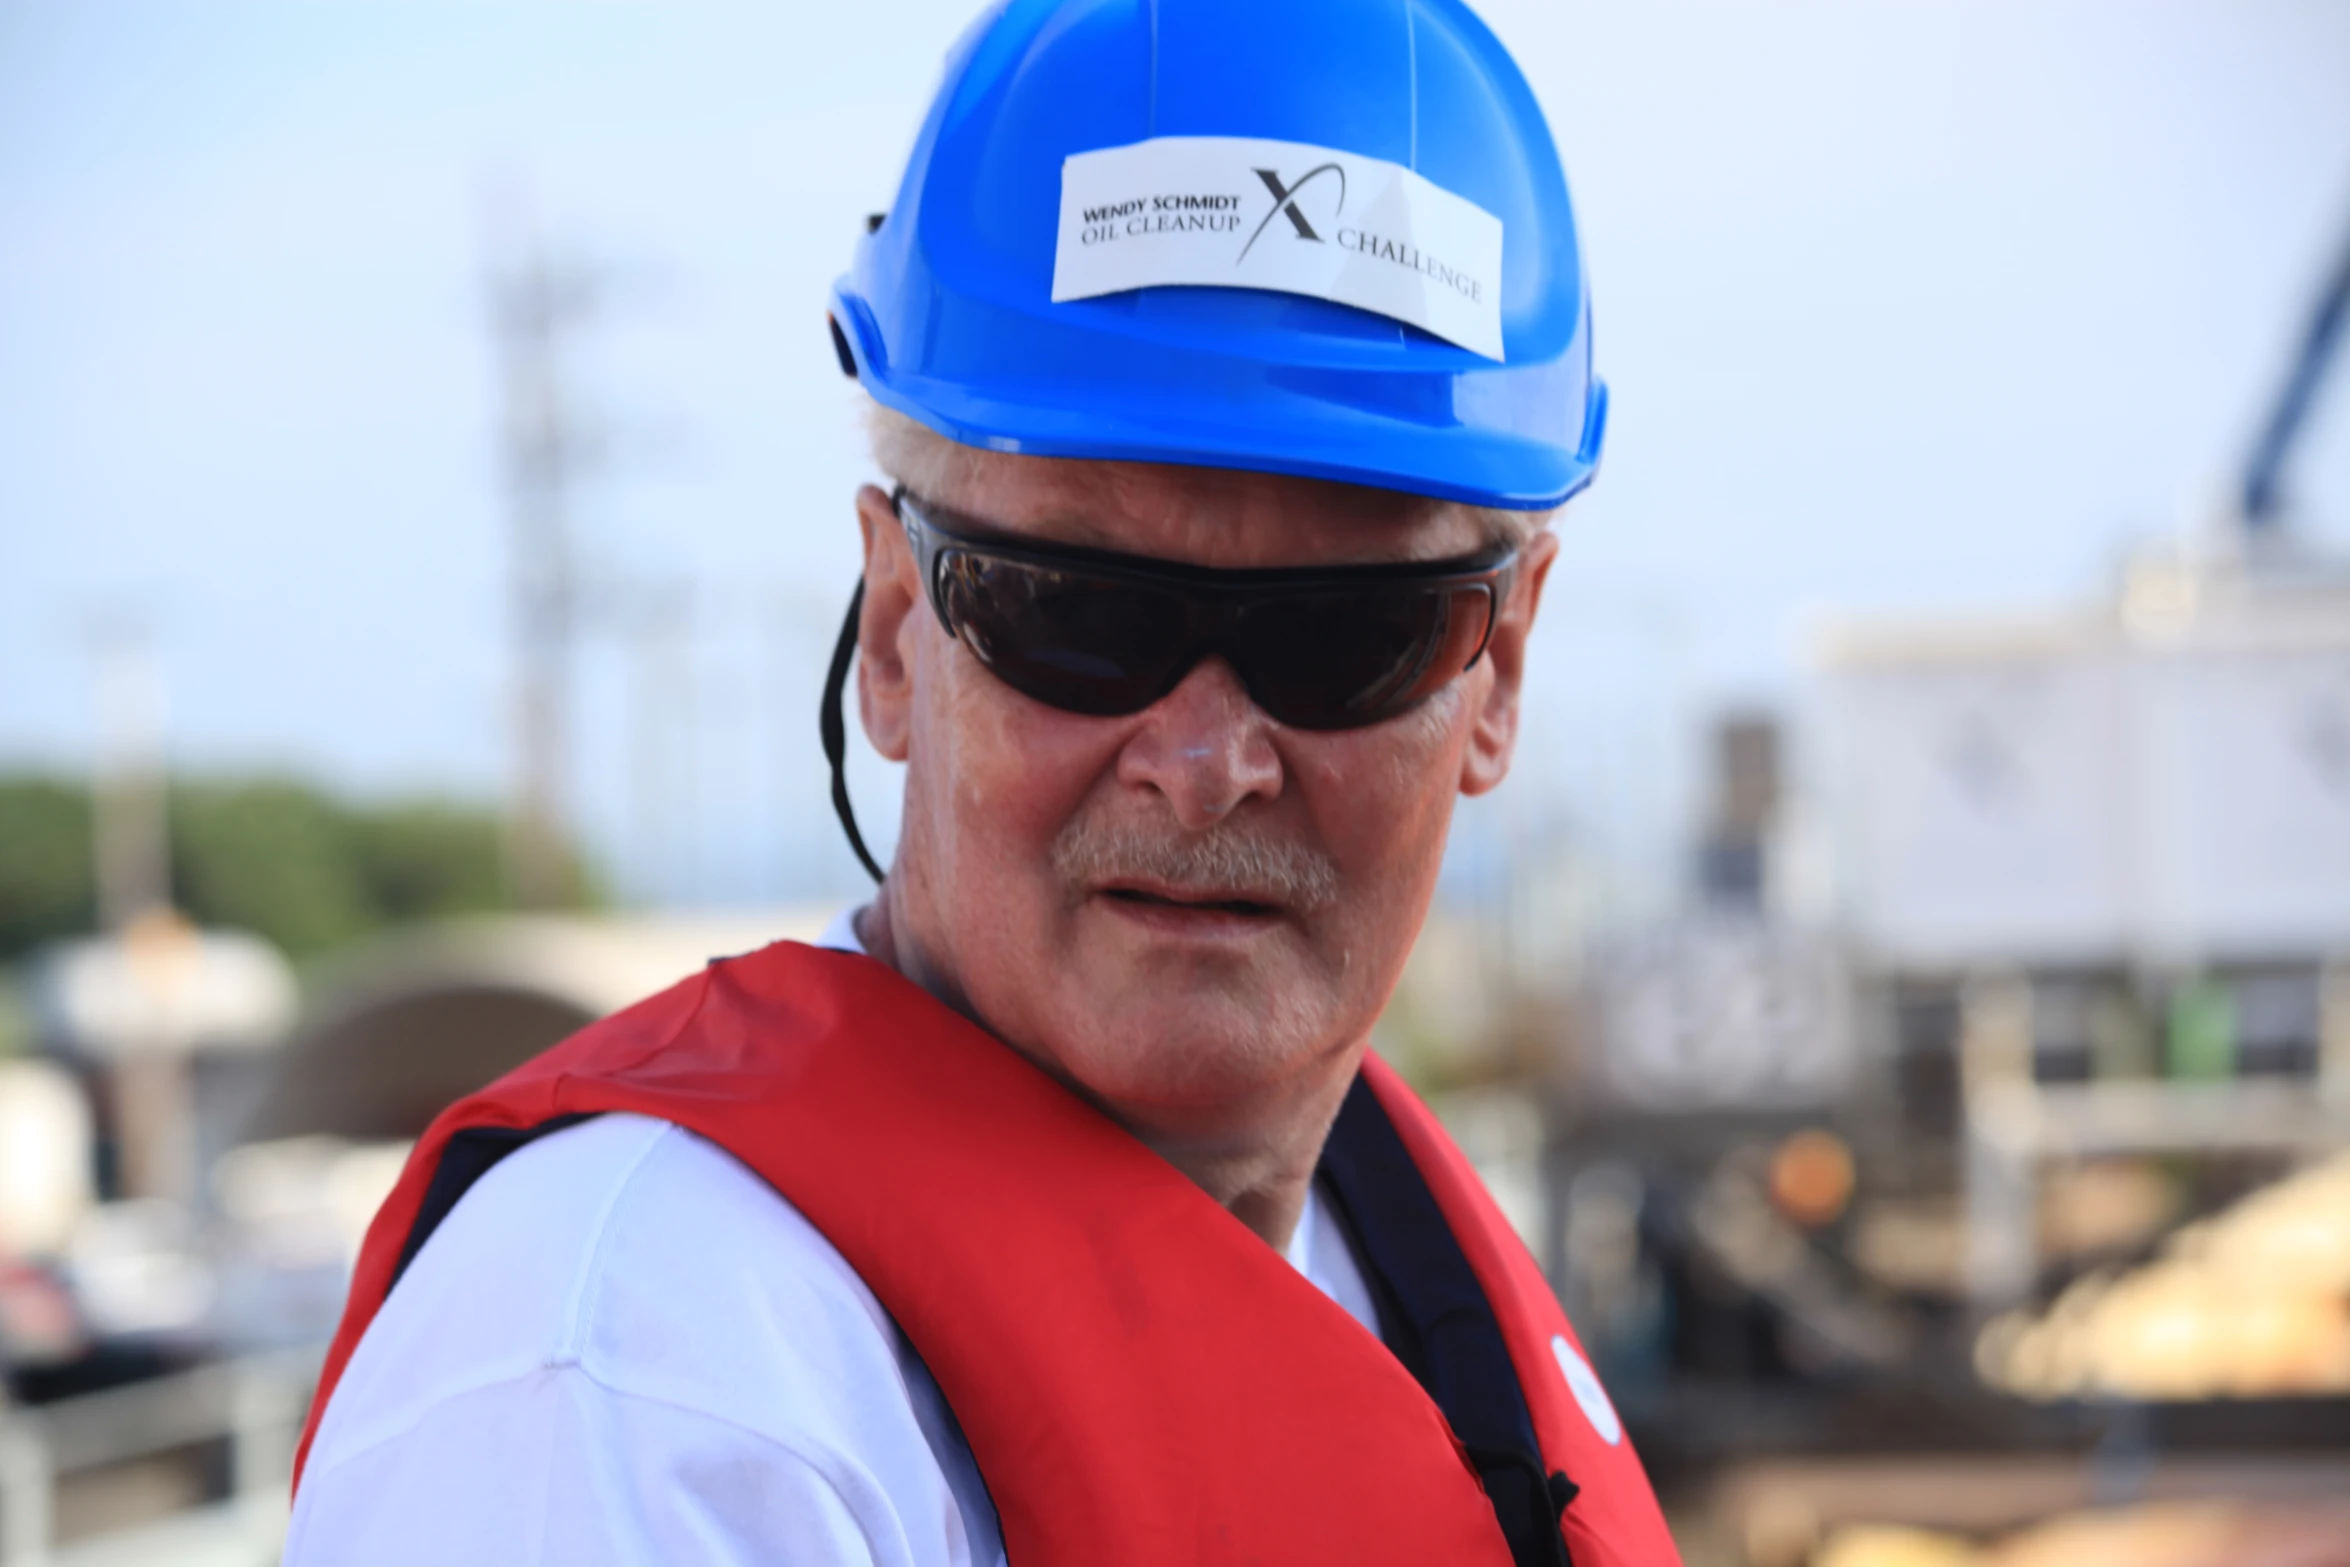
left=2192, top=1155, right=2350, bottom=1295
left=2088, top=1267, right=2350, bottom=1399
left=1816, top=1504, right=2350, bottom=1567
left=1978, top=1151, right=2350, bottom=1400
left=1770, top=1129, right=1857, bottom=1228
left=1811, top=1523, right=1981, bottom=1567
left=1988, top=1503, right=2271, bottom=1567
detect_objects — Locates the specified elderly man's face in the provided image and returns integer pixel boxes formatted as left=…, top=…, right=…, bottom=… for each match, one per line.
left=853, top=454, right=1555, bottom=1134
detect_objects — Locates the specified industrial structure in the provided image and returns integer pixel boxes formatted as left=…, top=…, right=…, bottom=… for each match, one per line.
left=1541, top=205, right=2350, bottom=1560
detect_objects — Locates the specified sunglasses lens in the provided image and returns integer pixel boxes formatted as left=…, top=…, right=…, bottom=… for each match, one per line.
left=1232, top=585, right=1494, bottom=729
left=937, top=553, right=1194, bottom=714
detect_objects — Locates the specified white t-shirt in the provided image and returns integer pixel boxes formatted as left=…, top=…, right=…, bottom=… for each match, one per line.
left=287, top=912, right=1380, bottom=1566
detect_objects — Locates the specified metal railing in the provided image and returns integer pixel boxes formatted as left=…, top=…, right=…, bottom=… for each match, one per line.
left=0, top=1349, right=319, bottom=1567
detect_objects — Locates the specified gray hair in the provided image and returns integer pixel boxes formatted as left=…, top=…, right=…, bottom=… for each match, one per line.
left=863, top=402, right=1554, bottom=551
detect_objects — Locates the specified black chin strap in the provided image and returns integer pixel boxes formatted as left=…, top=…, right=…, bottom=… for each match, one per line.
left=821, top=579, right=885, bottom=884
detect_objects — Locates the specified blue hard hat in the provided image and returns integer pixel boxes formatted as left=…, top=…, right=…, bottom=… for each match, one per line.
left=829, top=0, right=1604, bottom=512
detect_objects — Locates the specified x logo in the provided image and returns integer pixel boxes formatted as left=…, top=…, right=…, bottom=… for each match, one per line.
left=1240, top=163, right=1347, bottom=261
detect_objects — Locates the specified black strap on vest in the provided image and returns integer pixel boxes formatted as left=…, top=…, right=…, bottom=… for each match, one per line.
left=1320, top=1077, right=1578, bottom=1567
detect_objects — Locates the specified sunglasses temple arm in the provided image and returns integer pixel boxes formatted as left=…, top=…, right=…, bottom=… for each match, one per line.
left=1463, top=573, right=1512, bottom=671
left=821, top=579, right=887, bottom=885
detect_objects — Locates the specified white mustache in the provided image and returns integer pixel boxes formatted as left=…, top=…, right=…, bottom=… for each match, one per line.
left=1051, top=814, right=1340, bottom=914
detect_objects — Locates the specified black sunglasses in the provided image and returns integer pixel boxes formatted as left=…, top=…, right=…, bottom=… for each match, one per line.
left=901, top=489, right=1514, bottom=725
left=819, top=487, right=1516, bottom=882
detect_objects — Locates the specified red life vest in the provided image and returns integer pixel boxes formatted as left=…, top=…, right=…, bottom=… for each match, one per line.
left=298, top=942, right=1680, bottom=1567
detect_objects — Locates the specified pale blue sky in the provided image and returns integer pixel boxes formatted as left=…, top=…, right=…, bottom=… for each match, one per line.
left=4, top=1, right=2348, bottom=904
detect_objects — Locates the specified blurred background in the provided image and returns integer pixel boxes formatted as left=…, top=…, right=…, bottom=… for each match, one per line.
left=4, top=1, right=2350, bottom=1562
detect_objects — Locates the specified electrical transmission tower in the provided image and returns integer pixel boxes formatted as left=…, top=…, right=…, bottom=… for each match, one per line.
left=484, top=197, right=604, bottom=909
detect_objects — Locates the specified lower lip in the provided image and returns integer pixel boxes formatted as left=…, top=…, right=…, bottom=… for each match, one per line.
left=1093, top=893, right=1285, bottom=941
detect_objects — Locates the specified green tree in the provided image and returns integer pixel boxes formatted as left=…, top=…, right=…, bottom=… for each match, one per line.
left=0, top=777, right=97, bottom=957
left=170, top=778, right=378, bottom=957
left=0, top=772, right=594, bottom=963
left=349, top=801, right=514, bottom=924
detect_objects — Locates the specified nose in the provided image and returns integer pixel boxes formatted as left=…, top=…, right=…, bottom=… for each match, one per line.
left=1114, top=656, right=1283, bottom=830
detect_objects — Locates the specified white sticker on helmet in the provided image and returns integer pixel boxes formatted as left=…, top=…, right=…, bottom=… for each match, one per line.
left=1052, top=135, right=1505, bottom=361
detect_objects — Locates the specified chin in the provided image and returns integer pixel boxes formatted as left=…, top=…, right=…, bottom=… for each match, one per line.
left=1045, top=987, right=1339, bottom=1110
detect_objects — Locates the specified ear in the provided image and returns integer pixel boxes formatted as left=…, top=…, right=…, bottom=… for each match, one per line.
left=1458, top=528, right=1558, bottom=798
left=855, top=483, right=920, bottom=763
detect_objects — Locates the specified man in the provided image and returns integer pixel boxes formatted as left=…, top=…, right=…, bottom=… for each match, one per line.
left=288, top=0, right=1679, bottom=1563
